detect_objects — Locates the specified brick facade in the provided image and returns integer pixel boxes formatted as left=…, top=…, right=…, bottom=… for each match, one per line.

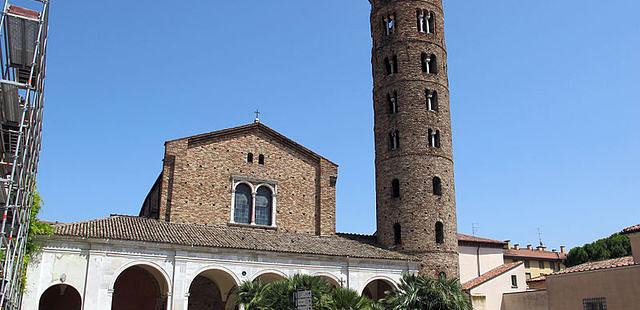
left=140, top=122, right=338, bottom=236
left=369, top=0, right=459, bottom=277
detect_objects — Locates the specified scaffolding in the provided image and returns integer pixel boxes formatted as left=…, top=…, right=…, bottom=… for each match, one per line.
left=0, top=0, right=48, bottom=308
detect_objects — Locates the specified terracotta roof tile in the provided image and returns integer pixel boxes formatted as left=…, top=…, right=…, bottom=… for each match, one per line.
left=504, top=248, right=567, bottom=261
left=457, top=233, right=506, bottom=247
left=462, top=261, right=523, bottom=290
left=553, top=257, right=635, bottom=275
left=52, top=216, right=414, bottom=261
left=622, top=224, right=640, bottom=234
left=7, top=5, right=40, bottom=19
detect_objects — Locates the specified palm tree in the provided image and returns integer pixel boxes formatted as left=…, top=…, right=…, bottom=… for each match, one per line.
left=331, top=286, right=374, bottom=310
left=381, top=274, right=471, bottom=310
left=236, top=280, right=267, bottom=310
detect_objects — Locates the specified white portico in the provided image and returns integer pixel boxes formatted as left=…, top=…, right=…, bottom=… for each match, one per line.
left=23, top=216, right=418, bottom=310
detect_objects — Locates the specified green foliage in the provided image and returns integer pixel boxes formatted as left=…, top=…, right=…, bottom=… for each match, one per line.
left=236, top=274, right=471, bottom=310
left=565, top=233, right=632, bottom=267
left=380, top=274, right=471, bottom=310
left=20, top=191, right=53, bottom=291
left=236, top=275, right=375, bottom=310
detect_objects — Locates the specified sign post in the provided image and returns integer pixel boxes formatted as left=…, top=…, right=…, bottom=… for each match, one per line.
left=294, top=290, right=313, bottom=310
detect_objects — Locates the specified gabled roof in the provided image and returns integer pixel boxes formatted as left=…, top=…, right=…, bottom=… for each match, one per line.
left=504, top=248, right=567, bottom=261
left=457, top=233, right=506, bottom=247
left=166, top=122, right=337, bottom=166
left=51, top=216, right=413, bottom=261
left=622, top=224, right=640, bottom=235
left=462, top=261, right=523, bottom=290
left=552, top=256, right=635, bottom=276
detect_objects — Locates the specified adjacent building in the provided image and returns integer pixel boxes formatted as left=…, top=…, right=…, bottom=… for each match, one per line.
left=504, top=243, right=567, bottom=281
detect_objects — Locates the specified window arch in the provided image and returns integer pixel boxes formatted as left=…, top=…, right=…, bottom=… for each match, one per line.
left=389, top=130, right=400, bottom=150
left=392, top=179, right=400, bottom=198
left=435, top=222, right=444, bottom=244
left=258, top=154, right=265, bottom=165
left=393, top=223, right=402, bottom=245
left=417, top=9, right=435, bottom=34
left=388, top=91, right=398, bottom=114
left=384, top=55, right=398, bottom=75
left=247, top=153, right=254, bottom=163
left=383, top=13, right=396, bottom=36
left=421, top=53, right=437, bottom=74
left=426, top=90, right=438, bottom=112
left=428, top=129, right=441, bottom=148
left=234, top=184, right=252, bottom=224
left=433, top=176, right=442, bottom=196
left=255, top=186, right=273, bottom=226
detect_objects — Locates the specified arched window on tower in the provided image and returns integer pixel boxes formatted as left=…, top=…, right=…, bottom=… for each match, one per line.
left=383, top=14, right=396, bottom=36
left=435, top=221, right=444, bottom=244
left=389, top=130, right=400, bottom=150
left=234, top=184, right=252, bottom=224
left=255, top=186, right=273, bottom=226
left=421, top=53, right=437, bottom=74
left=258, top=154, right=265, bottom=165
left=385, top=55, right=398, bottom=75
left=388, top=91, right=398, bottom=114
left=247, top=153, right=254, bottom=163
left=426, top=90, right=438, bottom=112
left=392, top=179, right=400, bottom=198
left=428, top=129, right=441, bottom=148
left=393, top=223, right=402, bottom=245
left=417, top=10, right=435, bottom=34
left=433, top=176, right=443, bottom=196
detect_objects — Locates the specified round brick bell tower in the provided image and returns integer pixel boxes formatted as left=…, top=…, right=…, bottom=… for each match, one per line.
left=369, top=0, right=459, bottom=277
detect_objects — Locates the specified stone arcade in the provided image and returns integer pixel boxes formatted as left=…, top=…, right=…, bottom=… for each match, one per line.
left=24, top=0, right=465, bottom=309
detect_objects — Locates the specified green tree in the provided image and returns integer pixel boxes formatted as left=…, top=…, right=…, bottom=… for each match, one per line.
left=331, top=286, right=373, bottom=310
left=21, top=191, right=54, bottom=290
left=564, top=233, right=632, bottom=267
left=381, top=274, right=471, bottom=310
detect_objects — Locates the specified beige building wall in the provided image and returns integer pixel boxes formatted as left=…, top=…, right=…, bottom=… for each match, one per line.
left=469, top=264, right=527, bottom=310
left=504, top=257, right=563, bottom=279
left=629, top=233, right=640, bottom=264
left=459, top=245, right=505, bottom=283
left=547, top=265, right=640, bottom=310
left=501, top=290, right=548, bottom=310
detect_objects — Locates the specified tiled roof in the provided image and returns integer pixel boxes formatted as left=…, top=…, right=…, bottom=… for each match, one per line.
left=622, top=224, right=640, bottom=235
left=457, top=233, right=506, bottom=247
left=51, top=216, right=414, bottom=261
left=504, top=248, right=567, bottom=261
left=462, top=261, right=523, bottom=290
left=552, top=257, right=635, bottom=275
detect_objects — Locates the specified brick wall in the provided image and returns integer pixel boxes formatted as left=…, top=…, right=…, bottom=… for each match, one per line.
left=370, top=0, right=459, bottom=277
left=152, top=123, right=338, bottom=235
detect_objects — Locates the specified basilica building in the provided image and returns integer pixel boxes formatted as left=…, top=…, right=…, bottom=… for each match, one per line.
left=23, top=0, right=484, bottom=309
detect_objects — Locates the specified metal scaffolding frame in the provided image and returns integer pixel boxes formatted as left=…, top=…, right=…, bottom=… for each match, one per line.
left=0, top=0, right=48, bottom=308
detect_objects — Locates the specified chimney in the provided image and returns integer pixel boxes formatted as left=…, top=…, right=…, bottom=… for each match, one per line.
left=537, top=245, right=546, bottom=252
left=552, top=249, right=557, bottom=253
left=514, top=244, right=520, bottom=250
left=505, top=240, right=512, bottom=250
left=560, top=246, right=566, bottom=254
left=527, top=244, right=532, bottom=250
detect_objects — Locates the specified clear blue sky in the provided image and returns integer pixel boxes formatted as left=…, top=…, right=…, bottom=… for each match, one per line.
left=38, top=0, right=640, bottom=250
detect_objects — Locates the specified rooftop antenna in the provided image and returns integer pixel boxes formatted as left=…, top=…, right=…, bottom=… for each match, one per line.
left=537, top=227, right=544, bottom=246
left=472, top=223, right=479, bottom=236
left=254, top=109, right=261, bottom=123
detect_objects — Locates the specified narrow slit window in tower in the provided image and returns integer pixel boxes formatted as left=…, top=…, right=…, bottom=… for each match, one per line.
left=383, top=14, right=396, bottom=36
left=258, top=154, right=265, bottom=165
left=426, top=90, right=438, bottom=112
left=422, top=53, right=437, bottom=74
left=393, top=223, right=402, bottom=245
left=389, top=130, right=400, bottom=150
left=435, top=222, right=444, bottom=244
left=433, top=176, right=442, bottom=196
left=428, top=129, right=440, bottom=148
left=435, top=130, right=441, bottom=148
left=392, top=179, right=400, bottom=198
left=388, top=91, right=398, bottom=114
left=247, top=153, right=254, bottom=163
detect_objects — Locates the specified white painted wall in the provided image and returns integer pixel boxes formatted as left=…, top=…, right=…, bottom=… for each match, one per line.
left=22, top=237, right=418, bottom=310
left=469, top=264, right=527, bottom=310
left=459, top=245, right=505, bottom=284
